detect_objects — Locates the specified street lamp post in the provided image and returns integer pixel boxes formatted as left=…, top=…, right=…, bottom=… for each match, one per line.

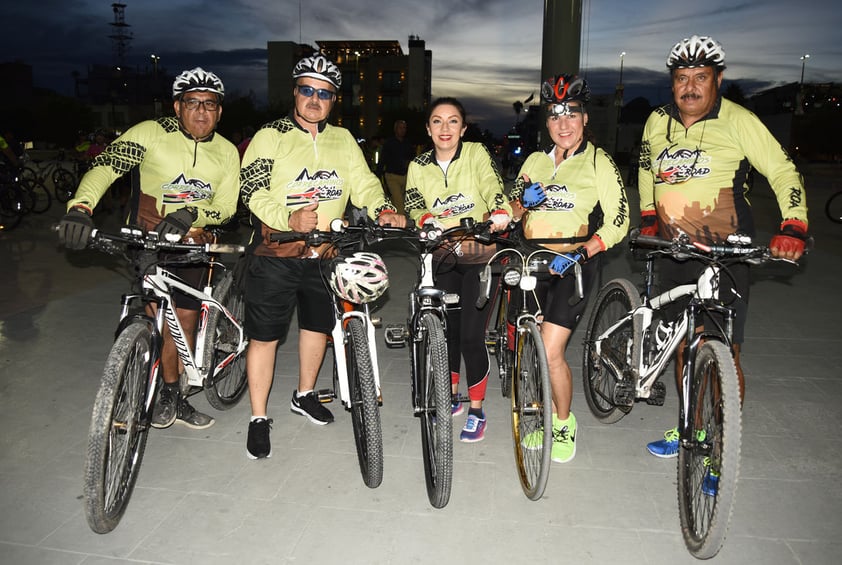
left=619, top=51, right=626, bottom=85
left=800, top=53, right=810, bottom=85
left=150, top=54, right=161, bottom=117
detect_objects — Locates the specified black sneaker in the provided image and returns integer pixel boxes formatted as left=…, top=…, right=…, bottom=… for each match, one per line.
left=290, top=390, right=334, bottom=425
left=247, top=418, right=273, bottom=460
left=175, top=399, right=215, bottom=430
left=151, top=383, right=179, bottom=428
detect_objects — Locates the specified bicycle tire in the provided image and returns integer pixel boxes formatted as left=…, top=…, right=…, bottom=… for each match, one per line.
left=0, top=184, right=25, bottom=231
left=345, top=317, right=384, bottom=488
left=492, top=287, right=513, bottom=398
left=677, top=340, right=741, bottom=559
left=17, top=166, right=37, bottom=191
left=52, top=168, right=77, bottom=203
left=511, top=319, right=552, bottom=500
left=582, top=278, right=641, bottom=424
left=825, top=190, right=842, bottom=224
left=417, top=312, right=452, bottom=508
left=25, top=182, right=52, bottom=213
left=203, top=265, right=249, bottom=410
left=83, top=322, right=153, bottom=534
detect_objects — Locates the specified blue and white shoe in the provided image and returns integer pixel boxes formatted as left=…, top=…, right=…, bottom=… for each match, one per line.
left=459, top=412, right=486, bottom=442
left=646, top=427, right=679, bottom=458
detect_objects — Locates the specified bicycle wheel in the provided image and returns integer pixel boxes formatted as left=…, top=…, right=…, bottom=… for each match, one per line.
left=417, top=312, right=452, bottom=508
left=83, top=322, right=153, bottom=534
left=491, top=287, right=513, bottom=398
left=825, top=190, right=842, bottom=224
left=52, top=167, right=77, bottom=203
left=677, top=340, right=741, bottom=559
left=25, top=182, right=51, bottom=213
left=0, top=184, right=25, bottom=231
left=17, top=166, right=37, bottom=191
left=345, top=317, right=384, bottom=488
left=510, top=320, right=552, bottom=500
left=203, top=265, right=249, bottom=410
left=582, top=278, right=641, bottom=424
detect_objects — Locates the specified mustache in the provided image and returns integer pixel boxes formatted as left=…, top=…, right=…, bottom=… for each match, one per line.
left=681, top=93, right=702, bottom=101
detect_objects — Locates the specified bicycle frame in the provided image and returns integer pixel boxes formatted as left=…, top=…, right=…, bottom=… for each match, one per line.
left=330, top=296, right=382, bottom=408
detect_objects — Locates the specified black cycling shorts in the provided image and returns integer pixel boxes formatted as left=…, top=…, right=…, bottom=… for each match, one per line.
left=244, top=256, right=334, bottom=343
left=658, top=257, right=750, bottom=344
left=511, top=255, right=601, bottom=330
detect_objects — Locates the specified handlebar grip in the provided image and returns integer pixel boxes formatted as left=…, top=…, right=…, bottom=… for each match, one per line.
left=268, top=231, right=307, bottom=243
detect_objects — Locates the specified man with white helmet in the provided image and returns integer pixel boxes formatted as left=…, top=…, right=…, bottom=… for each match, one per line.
left=239, top=54, right=405, bottom=460
left=58, top=67, right=240, bottom=430
left=637, top=36, right=809, bottom=460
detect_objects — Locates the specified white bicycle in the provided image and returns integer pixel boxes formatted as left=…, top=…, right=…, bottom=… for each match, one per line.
left=78, top=226, right=248, bottom=533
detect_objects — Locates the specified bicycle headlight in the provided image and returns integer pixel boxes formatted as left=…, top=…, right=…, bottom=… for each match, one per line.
left=502, top=267, right=521, bottom=287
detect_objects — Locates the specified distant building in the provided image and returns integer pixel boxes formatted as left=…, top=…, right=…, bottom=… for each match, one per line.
left=267, top=36, right=432, bottom=139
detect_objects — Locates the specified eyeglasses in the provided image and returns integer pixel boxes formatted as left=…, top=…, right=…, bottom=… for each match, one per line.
left=181, top=98, right=219, bottom=111
left=657, top=144, right=701, bottom=185
left=297, top=85, right=335, bottom=100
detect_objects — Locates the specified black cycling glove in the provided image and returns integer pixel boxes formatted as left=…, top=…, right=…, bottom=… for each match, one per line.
left=154, top=207, right=197, bottom=238
left=58, top=207, right=94, bottom=250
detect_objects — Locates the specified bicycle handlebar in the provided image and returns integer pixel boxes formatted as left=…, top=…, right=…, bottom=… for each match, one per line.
left=629, top=228, right=789, bottom=265
left=69, top=226, right=245, bottom=257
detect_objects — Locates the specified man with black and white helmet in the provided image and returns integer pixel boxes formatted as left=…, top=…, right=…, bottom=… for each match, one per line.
left=58, top=67, right=240, bottom=430
left=239, top=54, right=405, bottom=460
left=637, top=36, right=810, bottom=462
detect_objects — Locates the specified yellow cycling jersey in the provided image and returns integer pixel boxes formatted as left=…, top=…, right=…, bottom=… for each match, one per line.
left=510, top=141, right=629, bottom=253
left=638, top=97, right=808, bottom=244
left=70, top=117, right=239, bottom=230
left=240, top=115, right=396, bottom=257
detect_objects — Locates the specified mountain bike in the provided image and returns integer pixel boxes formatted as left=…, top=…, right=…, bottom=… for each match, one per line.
left=78, top=227, right=248, bottom=534
left=384, top=217, right=501, bottom=508
left=269, top=216, right=400, bottom=488
left=478, top=241, right=584, bottom=500
left=0, top=165, right=28, bottom=231
left=825, top=187, right=842, bottom=224
left=19, top=150, right=78, bottom=205
left=582, top=229, right=796, bottom=559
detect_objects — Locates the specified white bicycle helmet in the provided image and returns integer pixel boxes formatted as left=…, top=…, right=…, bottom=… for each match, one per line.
left=172, top=67, right=225, bottom=100
left=666, top=35, right=726, bottom=70
left=329, top=252, right=389, bottom=304
left=292, top=55, right=342, bottom=89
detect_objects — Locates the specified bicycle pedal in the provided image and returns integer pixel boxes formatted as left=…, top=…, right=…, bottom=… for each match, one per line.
left=383, top=324, right=407, bottom=347
left=613, top=380, right=635, bottom=406
left=370, top=316, right=382, bottom=328
left=316, top=389, right=335, bottom=403
left=645, top=381, right=666, bottom=406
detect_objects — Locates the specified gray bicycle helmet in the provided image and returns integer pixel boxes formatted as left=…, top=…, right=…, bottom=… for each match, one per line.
left=666, top=35, right=726, bottom=70
left=292, top=55, right=342, bottom=89
left=172, top=67, right=225, bottom=100
left=541, top=74, right=590, bottom=105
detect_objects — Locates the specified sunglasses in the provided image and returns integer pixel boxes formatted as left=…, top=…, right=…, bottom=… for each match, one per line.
left=297, top=85, right=335, bottom=100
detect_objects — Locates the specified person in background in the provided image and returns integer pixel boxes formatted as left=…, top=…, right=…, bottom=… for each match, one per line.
left=377, top=119, right=415, bottom=215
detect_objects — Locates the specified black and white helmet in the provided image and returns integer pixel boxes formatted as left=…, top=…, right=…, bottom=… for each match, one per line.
left=172, top=67, right=225, bottom=100
left=329, top=252, right=389, bottom=304
left=666, top=35, right=726, bottom=70
left=292, top=55, right=342, bottom=89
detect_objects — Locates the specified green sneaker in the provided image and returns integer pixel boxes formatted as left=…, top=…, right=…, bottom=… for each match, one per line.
left=551, top=412, right=577, bottom=463
left=521, top=428, right=544, bottom=450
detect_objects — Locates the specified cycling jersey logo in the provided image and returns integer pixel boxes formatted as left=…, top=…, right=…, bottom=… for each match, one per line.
left=161, top=174, right=212, bottom=204
left=656, top=145, right=710, bottom=184
left=431, top=192, right=475, bottom=218
left=543, top=184, right=577, bottom=211
left=287, top=168, right=343, bottom=206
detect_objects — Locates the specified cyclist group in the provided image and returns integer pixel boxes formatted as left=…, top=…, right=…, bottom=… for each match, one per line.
left=57, top=35, right=809, bottom=470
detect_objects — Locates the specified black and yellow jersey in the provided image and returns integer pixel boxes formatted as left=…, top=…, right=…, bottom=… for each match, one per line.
left=70, top=117, right=240, bottom=230
left=510, top=141, right=629, bottom=253
left=405, top=141, right=510, bottom=225
left=638, top=97, right=808, bottom=244
left=240, top=115, right=396, bottom=258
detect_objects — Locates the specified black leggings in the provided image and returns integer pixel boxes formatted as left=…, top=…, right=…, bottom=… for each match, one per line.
left=434, top=261, right=491, bottom=402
